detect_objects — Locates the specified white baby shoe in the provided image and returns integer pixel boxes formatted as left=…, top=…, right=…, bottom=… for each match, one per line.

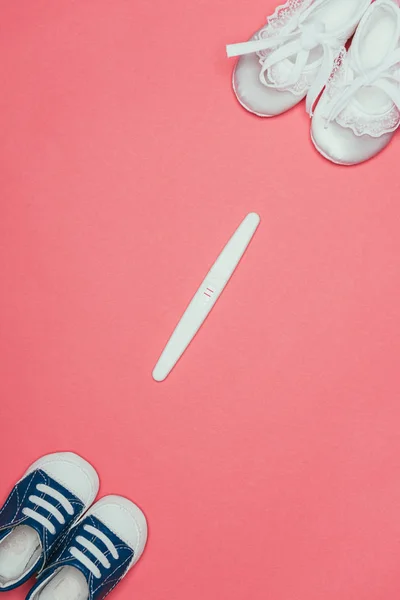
left=226, top=0, right=372, bottom=117
left=312, top=0, right=400, bottom=165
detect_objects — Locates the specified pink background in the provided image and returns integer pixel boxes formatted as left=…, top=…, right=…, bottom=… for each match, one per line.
left=1, top=1, right=400, bottom=599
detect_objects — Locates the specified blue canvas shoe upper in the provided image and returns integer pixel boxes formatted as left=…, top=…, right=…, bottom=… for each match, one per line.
left=0, top=453, right=99, bottom=592
left=26, top=495, right=148, bottom=600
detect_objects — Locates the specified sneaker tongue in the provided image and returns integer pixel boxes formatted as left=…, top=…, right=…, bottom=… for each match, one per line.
left=40, top=566, right=89, bottom=600
left=0, top=525, right=41, bottom=586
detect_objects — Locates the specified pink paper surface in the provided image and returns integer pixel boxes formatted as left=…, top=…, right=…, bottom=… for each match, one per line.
left=1, top=1, right=400, bottom=599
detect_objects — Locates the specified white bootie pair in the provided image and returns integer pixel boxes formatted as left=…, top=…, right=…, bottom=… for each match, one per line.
left=227, top=0, right=400, bottom=165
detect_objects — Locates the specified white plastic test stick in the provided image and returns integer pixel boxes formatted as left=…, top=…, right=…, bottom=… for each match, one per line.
left=152, top=212, right=261, bottom=382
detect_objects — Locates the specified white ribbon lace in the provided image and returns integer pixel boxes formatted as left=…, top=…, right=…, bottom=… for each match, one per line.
left=22, top=483, right=74, bottom=535
left=324, top=48, right=400, bottom=129
left=69, top=524, right=119, bottom=579
left=227, top=20, right=341, bottom=115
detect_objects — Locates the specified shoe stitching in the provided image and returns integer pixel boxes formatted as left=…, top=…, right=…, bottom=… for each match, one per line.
left=62, top=514, right=135, bottom=596
left=1, top=472, right=36, bottom=530
left=0, top=472, right=36, bottom=523
left=91, top=555, right=132, bottom=596
left=98, top=558, right=133, bottom=600
left=83, top=515, right=133, bottom=595
left=0, top=488, right=17, bottom=517
left=36, top=460, right=96, bottom=505
left=39, top=511, right=138, bottom=598
left=91, top=503, right=143, bottom=557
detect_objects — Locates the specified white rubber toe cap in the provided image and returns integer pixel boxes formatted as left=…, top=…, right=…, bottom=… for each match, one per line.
left=86, top=495, right=148, bottom=566
left=24, top=452, right=99, bottom=509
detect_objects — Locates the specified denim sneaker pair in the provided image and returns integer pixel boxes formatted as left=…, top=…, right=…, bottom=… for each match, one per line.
left=0, top=453, right=147, bottom=600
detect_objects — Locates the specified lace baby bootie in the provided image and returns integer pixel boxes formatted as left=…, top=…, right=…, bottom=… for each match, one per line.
left=312, top=0, right=400, bottom=165
left=226, top=0, right=371, bottom=117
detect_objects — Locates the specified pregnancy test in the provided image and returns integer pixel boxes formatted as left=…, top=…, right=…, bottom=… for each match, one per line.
left=152, top=212, right=260, bottom=382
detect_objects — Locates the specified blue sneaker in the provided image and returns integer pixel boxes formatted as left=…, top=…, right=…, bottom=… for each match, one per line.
left=26, top=495, right=148, bottom=600
left=0, top=453, right=99, bottom=591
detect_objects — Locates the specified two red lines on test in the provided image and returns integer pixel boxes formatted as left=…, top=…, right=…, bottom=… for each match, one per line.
left=204, top=287, right=214, bottom=298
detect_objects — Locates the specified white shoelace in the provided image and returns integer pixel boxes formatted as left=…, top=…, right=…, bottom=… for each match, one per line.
left=227, top=20, right=340, bottom=115
left=69, top=525, right=119, bottom=579
left=22, top=484, right=75, bottom=535
left=324, top=48, right=400, bottom=128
